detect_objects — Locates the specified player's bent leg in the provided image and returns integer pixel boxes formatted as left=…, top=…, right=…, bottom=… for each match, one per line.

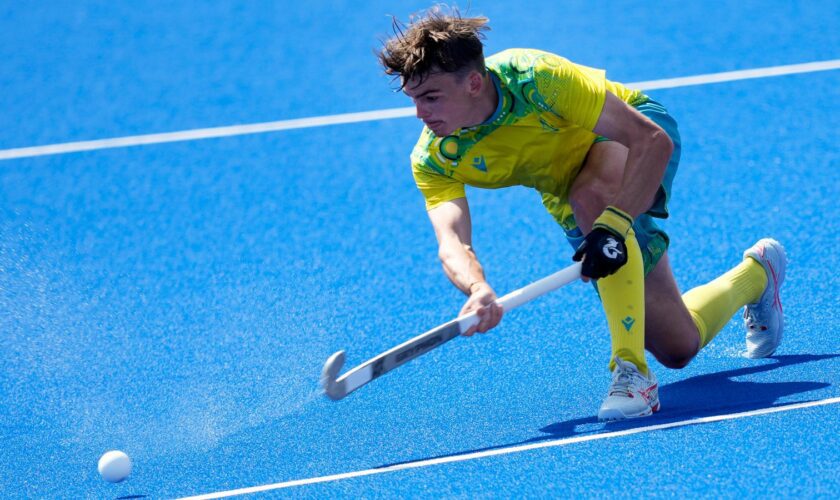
left=598, top=229, right=648, bottom=374
left=572, top=144, right=700, bottom=369
left=571, top=141, right=662, bottom=420
left=571, top=141, right=650, bottom=373
left=643, top=252, right=702, bottom=368
left=571, top=141, right=699, bottom=371
left=679, top=240, right=777, bottom=356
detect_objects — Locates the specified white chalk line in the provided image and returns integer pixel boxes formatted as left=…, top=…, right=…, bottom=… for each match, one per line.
left=1, top=59, right=839, bottom=161
left=178, top=396, right=840, bottom=499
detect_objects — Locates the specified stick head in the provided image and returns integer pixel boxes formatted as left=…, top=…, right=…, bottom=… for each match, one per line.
left=320, top=350, right=346, bottom=400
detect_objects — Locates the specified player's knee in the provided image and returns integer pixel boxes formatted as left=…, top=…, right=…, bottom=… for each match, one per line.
left=658, top=353, right=693, bottom=369
left=653, top=335, right=700, bottom=369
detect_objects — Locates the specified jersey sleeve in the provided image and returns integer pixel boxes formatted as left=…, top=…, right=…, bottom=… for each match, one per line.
left=532, top=53, right=607, bottom=131
left=411, top=162, right=466, bottom=210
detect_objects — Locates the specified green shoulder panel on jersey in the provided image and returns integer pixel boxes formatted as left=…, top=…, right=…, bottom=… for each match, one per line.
left=488, top=48, right=646, bottom=130
left=487, top=49, right=550, bottom=109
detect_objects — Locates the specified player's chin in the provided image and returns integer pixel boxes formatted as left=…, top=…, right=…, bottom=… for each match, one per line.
left=428, top=122, right=452, bottom=136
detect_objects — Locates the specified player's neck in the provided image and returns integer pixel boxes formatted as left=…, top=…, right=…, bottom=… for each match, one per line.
left=465, top=73, right=498, bottom=128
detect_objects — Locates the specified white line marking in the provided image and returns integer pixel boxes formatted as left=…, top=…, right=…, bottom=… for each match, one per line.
left=0, top=107, right=415, bottom=161
left=179, top=396, right=840, bottom=499
left=627, top=59, right=840, bottom=90
left=1, top=59, right=839, bottom=161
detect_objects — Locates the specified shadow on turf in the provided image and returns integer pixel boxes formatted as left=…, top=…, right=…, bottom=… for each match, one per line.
left=376, top=354, right=837, bottom=469
left=540, top=353, right=837, bottom=437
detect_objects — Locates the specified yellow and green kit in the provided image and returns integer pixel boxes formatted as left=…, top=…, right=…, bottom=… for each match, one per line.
left=410, top=48, right=770, bottom=375
left=410, top=48, right=680, bottom=275
left=410, top=48, right=686, bottom=374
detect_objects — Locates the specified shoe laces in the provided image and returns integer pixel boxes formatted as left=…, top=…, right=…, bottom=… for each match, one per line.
left=608, top=364, right=640, bottom=397
left=744, top=308, right=767, bottom=332
left=744, top=308, right=758, bottom=326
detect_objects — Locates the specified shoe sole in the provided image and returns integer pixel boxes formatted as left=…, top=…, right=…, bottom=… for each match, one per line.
left=598, top=401, right=660, bottom=422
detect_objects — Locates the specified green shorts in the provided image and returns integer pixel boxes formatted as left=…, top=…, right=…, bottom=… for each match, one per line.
left=565, top=97, right=681, bottom=276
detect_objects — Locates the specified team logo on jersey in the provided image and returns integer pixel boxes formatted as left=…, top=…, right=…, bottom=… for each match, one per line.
left=472, top=155, right=487, bottom=172
left=439, top=136, right=460, bottom=161
left=622, top=316, right=636, bottom=331
left=602, top=237, right=623, bottom=259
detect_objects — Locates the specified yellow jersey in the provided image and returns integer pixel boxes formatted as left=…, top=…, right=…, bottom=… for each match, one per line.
left=410, top=48, right=647, bottom=230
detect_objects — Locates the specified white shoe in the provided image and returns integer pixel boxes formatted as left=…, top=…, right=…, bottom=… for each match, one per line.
left=598, top=357, right=660, bottom=421
left=743, top=238, right=787, bottom=358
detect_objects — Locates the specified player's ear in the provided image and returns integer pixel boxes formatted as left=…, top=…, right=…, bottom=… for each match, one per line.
left=467, top=71, right=483, bottom=95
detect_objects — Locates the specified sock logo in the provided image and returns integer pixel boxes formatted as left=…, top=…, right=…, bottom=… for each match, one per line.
left=622, top=316, right=635, bottom=331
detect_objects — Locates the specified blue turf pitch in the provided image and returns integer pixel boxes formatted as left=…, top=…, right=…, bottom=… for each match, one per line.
left=1, top=1, right=838, bottom=498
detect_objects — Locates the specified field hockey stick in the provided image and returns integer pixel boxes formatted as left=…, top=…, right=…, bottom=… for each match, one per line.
left=321, top=261, right=582, bottom=400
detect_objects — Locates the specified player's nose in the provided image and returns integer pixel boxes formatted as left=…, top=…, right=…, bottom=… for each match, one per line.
left=415, top=103, right=430, bottom=120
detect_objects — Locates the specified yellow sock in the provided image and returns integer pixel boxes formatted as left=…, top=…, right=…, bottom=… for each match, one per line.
left=682, top=257, right=768, bottom=348
left=598, top=228, right=647, bottom=375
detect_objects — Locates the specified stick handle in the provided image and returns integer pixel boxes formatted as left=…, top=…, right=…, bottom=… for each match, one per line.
left=456, top=262, right=581, bottom=333
left=323, top=262, right=582, bottom=400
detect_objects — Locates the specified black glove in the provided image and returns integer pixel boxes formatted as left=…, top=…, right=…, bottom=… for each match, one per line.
left=572, top=206, right=633, bottom=280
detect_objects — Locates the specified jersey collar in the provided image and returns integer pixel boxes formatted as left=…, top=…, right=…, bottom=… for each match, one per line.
left=481, top=71, right=505, bottom=125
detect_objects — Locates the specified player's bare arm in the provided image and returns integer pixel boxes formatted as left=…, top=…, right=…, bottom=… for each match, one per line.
left=427, top=197, right=503, bottom=335
left=572, top=91, right=675, bottom=281
left=592, top=91, right=674, bottom=218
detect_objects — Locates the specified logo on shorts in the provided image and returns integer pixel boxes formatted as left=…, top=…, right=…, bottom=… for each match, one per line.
left=603, top=237, right=623, bottom=260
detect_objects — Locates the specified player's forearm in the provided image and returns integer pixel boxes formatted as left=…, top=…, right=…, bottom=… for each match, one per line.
left=438, top=241, right=487, bottom=296
left=612, top=130, right=673, bottom=218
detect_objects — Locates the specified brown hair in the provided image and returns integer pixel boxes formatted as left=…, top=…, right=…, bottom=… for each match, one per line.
left=377, top=6, right=489, bottom=88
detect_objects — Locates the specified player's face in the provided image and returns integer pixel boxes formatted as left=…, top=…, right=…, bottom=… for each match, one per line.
left=404, top=71, right=477, bottom=136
